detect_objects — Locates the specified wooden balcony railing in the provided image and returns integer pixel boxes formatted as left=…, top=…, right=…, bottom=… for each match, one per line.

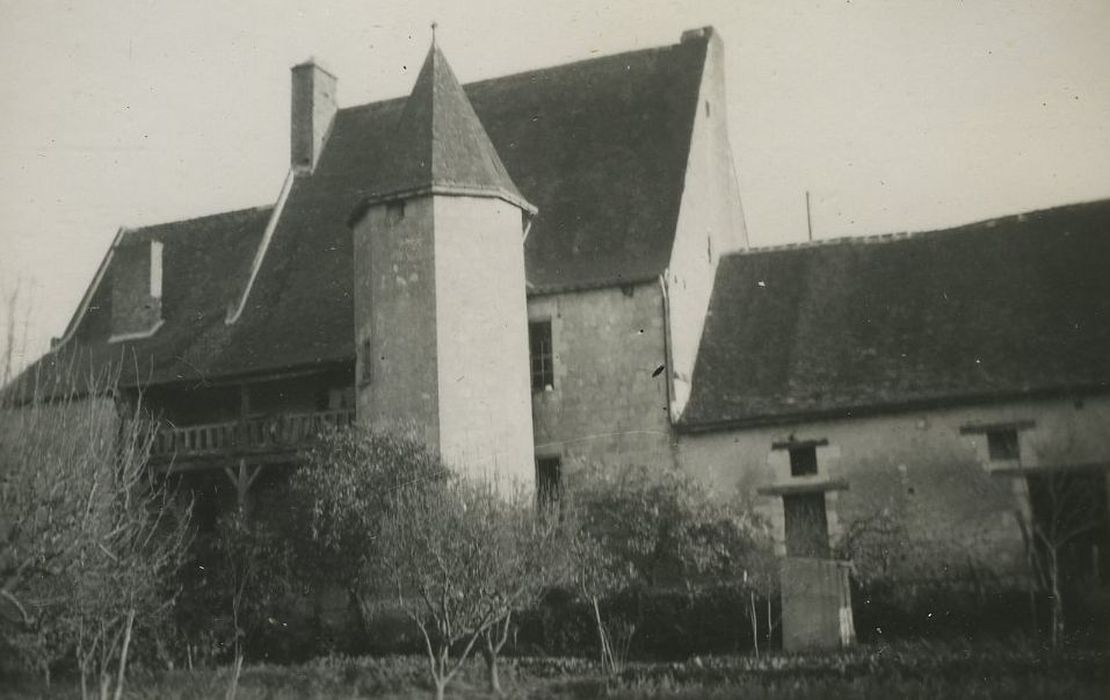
left=150, top=409, right=355, bottom=460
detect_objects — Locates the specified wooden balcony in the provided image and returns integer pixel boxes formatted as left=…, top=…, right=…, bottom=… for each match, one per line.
left=150, top=409, right=355, bottom=469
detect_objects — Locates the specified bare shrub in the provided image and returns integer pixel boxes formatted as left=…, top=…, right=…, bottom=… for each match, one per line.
left=1, top=359, right=190, bottom=698
left=380, top=477, right=572, bottom=699
left=565, top=464, right=775, bottom=666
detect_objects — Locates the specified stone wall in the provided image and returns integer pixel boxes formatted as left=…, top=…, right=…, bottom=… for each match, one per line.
left=353, top=194, right=534, bottom=486
left=529, top=281, right=676, bottom=475
left=666, top=27, right=749, bottom=418
left=433, top=196, right=534, bottom=487
left=676, top=394, right=1110, bottom=581
left=353, top=195, right=440, bottom=448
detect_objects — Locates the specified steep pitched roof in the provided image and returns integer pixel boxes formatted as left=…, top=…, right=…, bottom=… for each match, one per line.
left=352, top=42, right=533, bottom=217
left=680, top=199, right=1110, bottom=429
left=16, top=32, right=711, bottom=388
left=9, top=207, right=271, bottom=398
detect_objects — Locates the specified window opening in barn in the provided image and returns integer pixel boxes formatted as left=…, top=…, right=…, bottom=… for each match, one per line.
left=783, top=492, right=829, bottom=558
left=789, top=445, right=818, bottom=476
left=987, top=428, right=1019, bottom=461
left=529, top=320, right=554, bottom=391
left=537, top=456, right=562, bottom=505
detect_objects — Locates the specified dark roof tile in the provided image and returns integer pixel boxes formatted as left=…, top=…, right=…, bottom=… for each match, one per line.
left=680, top=199, right=1110, bottom=428
left=353, top=43, right=532, bottom=216
left=11, top=207, right=271, bottom=397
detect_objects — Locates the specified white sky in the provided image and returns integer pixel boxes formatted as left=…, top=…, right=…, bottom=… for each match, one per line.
left=2, top=0, right=1109, bottom=369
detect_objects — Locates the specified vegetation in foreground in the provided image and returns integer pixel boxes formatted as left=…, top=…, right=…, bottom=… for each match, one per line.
left=2, top=642, right=1107, bottom=699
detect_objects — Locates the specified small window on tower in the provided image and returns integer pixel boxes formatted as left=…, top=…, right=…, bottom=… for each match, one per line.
left=987, top=429, right=1020, bottom=461
left=789, top=445, right=818, bottom=477
left=529, top=320, right=554, bottom=391
left=359, top=337, right=372, bottom=387
left=386, top=200, right=405, bottom=223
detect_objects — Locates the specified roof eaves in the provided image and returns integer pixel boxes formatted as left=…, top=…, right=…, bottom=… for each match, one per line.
left=348, top=182, right=537, bottom=228
left=51, top=226, right=128, bottom=353
left=107, top=319, right=165, bottom=345
left=675, top=382, right=1110, bottom=434
left=526, top=274, right=659, bottom=297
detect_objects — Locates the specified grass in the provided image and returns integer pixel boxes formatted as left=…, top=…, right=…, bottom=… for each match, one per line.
left=2, top=642, right=1107, bottom=699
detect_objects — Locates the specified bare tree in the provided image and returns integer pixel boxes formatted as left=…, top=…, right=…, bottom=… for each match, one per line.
left=289, top=426, right=449, bottom=643
left=565, top=464, right=774, bottom=666
left=380, top=478, right=570, bottom=700
left=566, top=529, right=629, bottom=673
left=1, top=358, right=190, bottom=697
left=1017, top=469, right=1104, bottom=648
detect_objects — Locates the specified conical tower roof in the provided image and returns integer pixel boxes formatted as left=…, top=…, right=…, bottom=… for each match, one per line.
left=353, top=41, right=535, bottom=217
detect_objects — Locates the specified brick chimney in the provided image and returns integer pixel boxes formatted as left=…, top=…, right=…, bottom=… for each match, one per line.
left=290, top=58, right=338, bottom=172
left=110, top=238, right=163, bottom=341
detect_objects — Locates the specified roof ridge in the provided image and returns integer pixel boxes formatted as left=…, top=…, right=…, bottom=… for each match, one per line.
left=122, top=204, right=273, bottom=234
left=730, top=197, right=1110, bottom=258
left=337, top=40, right=688, bottom=117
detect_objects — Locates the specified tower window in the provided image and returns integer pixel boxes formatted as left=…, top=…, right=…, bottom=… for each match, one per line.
left=987, top=429, right=1019, bottom=461
left=529, top=320, right=554, bottom=391
left=789, top=445, right=818, bottom=477
left=359, top=337, right=372, bottom=386
left=537, top=455, right=562, bottom=505
left=386, top=200, right=405, bottom=223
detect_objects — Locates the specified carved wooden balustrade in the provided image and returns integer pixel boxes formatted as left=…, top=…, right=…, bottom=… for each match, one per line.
left=150, top=409, right=355, bottom=465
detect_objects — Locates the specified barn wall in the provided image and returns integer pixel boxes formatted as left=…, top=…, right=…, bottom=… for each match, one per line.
left=676, top=394, right=1110, bottom=580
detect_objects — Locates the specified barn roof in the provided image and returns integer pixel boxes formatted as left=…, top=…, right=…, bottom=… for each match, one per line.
left=680, top=199, right=1110, bottom=429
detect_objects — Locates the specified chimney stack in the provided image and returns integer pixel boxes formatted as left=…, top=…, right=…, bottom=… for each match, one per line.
left=290, top=58, right=338, bottom=172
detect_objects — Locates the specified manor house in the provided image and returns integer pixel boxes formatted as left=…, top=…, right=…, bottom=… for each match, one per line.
left=24, top=28, right=1110, bottom=592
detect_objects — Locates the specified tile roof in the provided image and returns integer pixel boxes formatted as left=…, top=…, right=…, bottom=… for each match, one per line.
left=10, top=207, right=271, bottom=398
left=680, top=199, right=1110, bottom=429
left=350, top=42, right=533, bottom=218
left=16, top=33, right=710, bottom=389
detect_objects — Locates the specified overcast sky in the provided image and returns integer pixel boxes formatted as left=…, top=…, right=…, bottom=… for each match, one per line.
left=2, top=0, right=1109, bottom=369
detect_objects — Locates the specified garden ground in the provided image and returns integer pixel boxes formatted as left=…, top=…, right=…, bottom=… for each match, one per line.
left=2, top=641, right=1107, bottom=699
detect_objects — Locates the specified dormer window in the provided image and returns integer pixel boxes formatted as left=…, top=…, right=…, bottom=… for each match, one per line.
left=109, top=237, right=164, bottom=342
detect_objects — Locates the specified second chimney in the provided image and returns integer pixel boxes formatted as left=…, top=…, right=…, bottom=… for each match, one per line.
left=291, top=58, right=338, bottom=172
